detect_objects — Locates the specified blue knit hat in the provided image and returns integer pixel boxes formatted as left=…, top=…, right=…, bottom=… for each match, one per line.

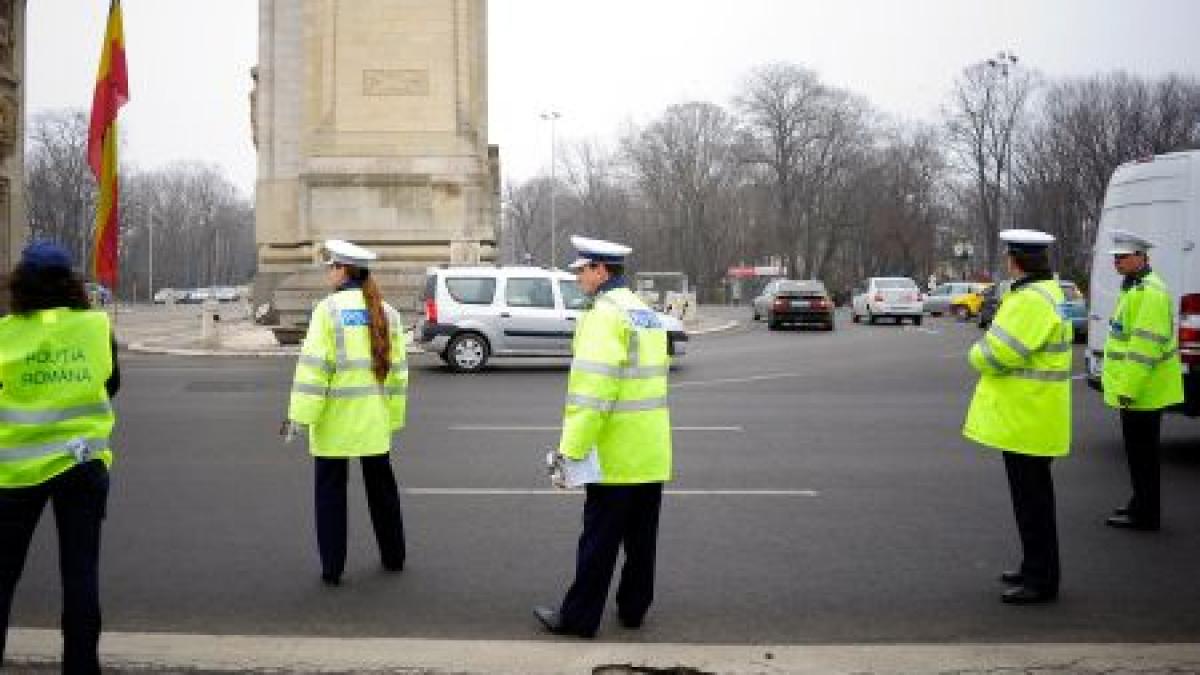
left=19, top=241, right=74, bottom=271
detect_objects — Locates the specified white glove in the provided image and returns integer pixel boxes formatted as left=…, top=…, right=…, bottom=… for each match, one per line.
left=545, top=449, right=568, bottom=490
left=280, top=420, right=305, bottom=444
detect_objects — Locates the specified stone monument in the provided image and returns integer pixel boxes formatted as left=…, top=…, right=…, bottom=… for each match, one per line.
left=0, top=0, right=26, bottom=311
left=254, top=0, right=499, bottom=333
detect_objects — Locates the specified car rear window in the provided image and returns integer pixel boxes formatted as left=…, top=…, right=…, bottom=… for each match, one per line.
left=875, top=279, right=917, bottom=289
left=778, top=281, right=826, bottom=296
left=444, top=277, right=496, bottom=305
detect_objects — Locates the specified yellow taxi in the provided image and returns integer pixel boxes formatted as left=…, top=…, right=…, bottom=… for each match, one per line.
left=948, top=283, right=991, bottom=320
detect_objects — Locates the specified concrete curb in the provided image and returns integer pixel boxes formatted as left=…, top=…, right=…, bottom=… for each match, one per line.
left=7, top=630, right=1200, bottom=674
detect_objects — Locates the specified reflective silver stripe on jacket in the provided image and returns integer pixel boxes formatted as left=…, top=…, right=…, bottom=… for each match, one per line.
left=0, top=437, right=108, bottom=463
left=1108, top=349, right=1177, bottom=367
left=1042, top=341, right=1072, bottom=353
left=566, top=393, right=668, bottom=413
left=1009, top=369, right=1071, bottom=382
left=987, top=325, right=1032, bottom=359
left=571, top=359, right=669, bottom=379
left=328, top=298, right=347, bottom=367
left=299, top=354, right=334, bottom=374
left=0, top=401, right=113, bottom=425
left=977, top=339, right=1007, bottom=372
left=1022, top=283, right=1057, bottom=308
left=1132, top=329, right=1170, bottom=345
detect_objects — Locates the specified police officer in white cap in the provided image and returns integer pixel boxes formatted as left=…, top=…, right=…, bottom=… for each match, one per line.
left=963, top=229, right=1073, bottom=604
left=285, top=239, right=410, bottom=585
left=1102, top=229, right=1184, bottom=531
left=534, top=235, right=674, bottom=638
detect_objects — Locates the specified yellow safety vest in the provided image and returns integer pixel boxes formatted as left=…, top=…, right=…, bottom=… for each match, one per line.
left=288, top=289, right=409, bottom=457
left=0, top=309, right=116, bottom=487
left=559, top=287, right=672, bottom=484
left=963, top=279, right=1072, bottom=457
left=1102, top=270, right=1184, bottom=410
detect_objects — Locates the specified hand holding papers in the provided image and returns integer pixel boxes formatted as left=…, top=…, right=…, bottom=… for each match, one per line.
left=545, top=448, right=602, bottom=489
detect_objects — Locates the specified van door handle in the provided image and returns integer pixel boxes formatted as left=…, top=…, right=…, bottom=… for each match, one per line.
left=567, top=317, right=576, bottom=321
left=500, top=312, right=511, bottom=318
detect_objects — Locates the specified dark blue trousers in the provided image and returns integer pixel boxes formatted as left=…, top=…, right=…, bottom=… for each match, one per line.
left=559, top=483, right=663, bottom=635
left=1002, top=452, right=1059, bottom=593
left=0, top=460, right=109, bottom=675
left=315, top=454, right=406, bottom=579
left=1120, top=408, right=1163, bottom=526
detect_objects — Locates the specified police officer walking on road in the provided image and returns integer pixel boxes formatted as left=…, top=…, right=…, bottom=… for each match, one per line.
left=284, top=240, right=410, bottom=586
left=534, top=236, right=673, bottom=638
left=1101, top=230, right=1184, bottom=532
left=963, top=229, right=1073, bottom=605
left=0, top=242, right=120, bottom=674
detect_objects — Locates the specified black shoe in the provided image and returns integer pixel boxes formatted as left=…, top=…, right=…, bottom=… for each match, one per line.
left=1112, top=506, right=1130, bottom=517
left=1001, top=585, right=1057, bottom=605
left=532, top=606, right=595, bottom=638
left=618, top=614, right=643, bottom=629
left=383, top=560, right=405, bottom=572
left=1106, top=514, right=1160, bottom=531
left=321, top=572, right=341, bottom=586
left=999, top=570, right=1023, bottom=585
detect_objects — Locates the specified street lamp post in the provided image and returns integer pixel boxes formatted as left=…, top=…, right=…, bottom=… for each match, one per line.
left=540, top=111, right=562, bottom=267
left=986, top=51, right=1019, bottom=231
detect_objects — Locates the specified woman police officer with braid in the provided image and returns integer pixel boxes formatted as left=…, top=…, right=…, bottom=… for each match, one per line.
left=284, top=240, right=409, bottom=586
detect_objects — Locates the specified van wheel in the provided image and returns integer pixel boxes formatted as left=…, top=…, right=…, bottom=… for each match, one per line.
left=446, top=332, right=489, bottom=372
left=913, top=316, right=923, bottom=326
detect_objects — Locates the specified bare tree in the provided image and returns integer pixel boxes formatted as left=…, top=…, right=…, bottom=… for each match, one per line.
left=944, top=60, right=1037, bottom=277
left=25, top=110, right=96, bottom=265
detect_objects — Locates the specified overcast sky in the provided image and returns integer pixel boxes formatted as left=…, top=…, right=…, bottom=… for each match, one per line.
left=26, top=0, right=1200, bottom=198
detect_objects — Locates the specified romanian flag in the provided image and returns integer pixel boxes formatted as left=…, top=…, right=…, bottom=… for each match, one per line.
left=87, top=0, right=129, bottom=289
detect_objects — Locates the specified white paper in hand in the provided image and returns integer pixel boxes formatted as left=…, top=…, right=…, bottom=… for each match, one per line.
left=561, top=449, right=602, bottom=488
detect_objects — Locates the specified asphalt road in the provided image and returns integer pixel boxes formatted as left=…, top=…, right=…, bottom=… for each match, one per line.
left=9, top=308, right=1200, bottom=644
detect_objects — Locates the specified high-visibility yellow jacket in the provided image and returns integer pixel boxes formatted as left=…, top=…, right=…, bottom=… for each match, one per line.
left=963, top=278, right=1072, bottom=457
left=288, top=289, right=408, bottom=457
left=559, top=287, right=672, bottom=484
left=1102, top=270, right=1184, bottom=411
left=0, top=309, right=116, bottom=487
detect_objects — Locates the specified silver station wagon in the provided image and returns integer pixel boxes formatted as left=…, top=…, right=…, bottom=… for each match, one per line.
left=416, top=266, right=688, bottom=372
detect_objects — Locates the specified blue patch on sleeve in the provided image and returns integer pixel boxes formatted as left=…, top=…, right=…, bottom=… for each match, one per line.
left=340, top=309, right=369, bottom=327
left=627, top=309, right=662, bottom=329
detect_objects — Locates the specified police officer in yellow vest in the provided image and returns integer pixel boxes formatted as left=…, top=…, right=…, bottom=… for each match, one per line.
left=963, top=229, right=1072, bottom=605
left=286, top=240, right=409, bottom=586
left=1, top=242, right=119, bottom=674
left=1102, top=230, right=1184, bottom=532
left=534, top=236, right=672, bottom=638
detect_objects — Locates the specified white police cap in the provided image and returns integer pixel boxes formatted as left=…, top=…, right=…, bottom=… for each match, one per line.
left=999, top=228, right=1055, bottom=252
left=322, top=239, right=378, bottom=267
left=1108, top=228, right=1155, bottom=255
left=567, top=235, right=632, bottom=270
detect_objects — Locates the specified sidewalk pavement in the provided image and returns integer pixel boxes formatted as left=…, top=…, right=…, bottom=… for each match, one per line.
left=116, top=304, right=740, bottom=358
left=6, top=630, right=1200, bottom=674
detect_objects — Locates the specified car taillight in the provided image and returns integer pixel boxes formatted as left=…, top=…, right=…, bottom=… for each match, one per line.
left=424, top=298, right=438, bottom=324
left=773, top=298, right=788, bottom=309
left=1180, top=293, right=1200, bottom=365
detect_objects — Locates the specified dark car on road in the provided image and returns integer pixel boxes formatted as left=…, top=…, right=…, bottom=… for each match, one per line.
left=760, top=280, right=835, bottom=331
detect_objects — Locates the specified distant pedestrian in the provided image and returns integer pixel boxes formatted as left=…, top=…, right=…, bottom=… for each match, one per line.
left=534, top=236, right=673, bottom=638
left=284, top=239, right=409, bottom=585
left=0, top=241, right=120, bottom=674
left=963, top=229, right=1072, bottom=605
left=1101, top=229, right=1184, bottom=532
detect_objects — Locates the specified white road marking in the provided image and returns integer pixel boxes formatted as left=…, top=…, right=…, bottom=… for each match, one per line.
left=401, top=488, right=819, bottom=496
left=671, top=372, right=809, bottom=388
left=448, top=425, right=743, bottom=432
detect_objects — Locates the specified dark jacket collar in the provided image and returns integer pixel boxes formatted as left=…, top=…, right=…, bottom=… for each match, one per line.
left=1010, top=272, right=1054, bottom=293
left=1121, top=265, right=1152, bottom=291
left=596, top=276, right=627, bottom=295
left=337, top=279, right=363, bottom=292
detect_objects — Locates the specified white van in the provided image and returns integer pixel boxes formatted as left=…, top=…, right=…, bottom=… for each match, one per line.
left=1085, top=150, right=1200, bottom=416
